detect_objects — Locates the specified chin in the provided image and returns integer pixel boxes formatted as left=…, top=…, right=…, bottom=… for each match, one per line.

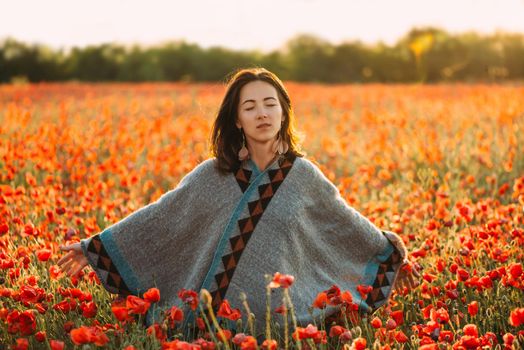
left=250, top=135, right=277, bottom=144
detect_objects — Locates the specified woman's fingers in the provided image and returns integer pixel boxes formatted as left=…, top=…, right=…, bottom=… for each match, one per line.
left=57, top=250, right=74, bottom=266
left=394, top=270, right=419, bottom=294
left=70, top=263, right=85, bottom=278
left=60, top=242, right=81, bottom=252
left=60, top=258, right=75, bottom=273
left=407, top=276, right=417, bottom=289
left=63, top=261, right=80, bottom=277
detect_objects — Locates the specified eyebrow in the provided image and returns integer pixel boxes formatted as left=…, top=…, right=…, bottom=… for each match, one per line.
left=241, top=97, right=277, bottom=105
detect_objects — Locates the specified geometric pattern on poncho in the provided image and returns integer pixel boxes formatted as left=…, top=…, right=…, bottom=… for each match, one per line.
left=86, top=235, right=132, bottom=295
left=365, top=242, right=402, bottom=309
left=324, top=241, right=402, bottom=326
left=210, top=153, right=297, bottom=310
left=234, top=167, right=253, bottom=193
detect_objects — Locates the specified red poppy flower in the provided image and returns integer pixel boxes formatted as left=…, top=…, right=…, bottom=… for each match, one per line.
left=395, top=330, right=408, bottom=343
left=340, top=290, right=353, bottom=305
left=460, top=335, right=480, bottom=349
left=52, top=298, right=77, bottom=313
left=430, top=308, right=449, bottom=324
left=385, top=318, right=397, bottom=330
left=19, top=285, right=45, bottom=304
left=216, top=329, right=232, bottom=343
left=324, top=284, right=340, bottom=298
left=70, top=326, right=93, bottom=345
left=467, top=301, right=478, bottom=317
left=90, top=327, right=110, bottom=346
left=508, top=263, right=523, bottom=279
left=274, top=304, right=287, bottom=314
left=261, top=339, right=277, bottom=350
left=80, top=301, right=97, bottom=318
left=7, top=310, right=37, bottom=336
left=126, top=295, right=150, bottom=315
left=509, top=308, right=524, bottom=327
left=36, top=249, right=52, bottom=262
left=146, top=323, right=166, bottom=342
left=143, top=287, right=160, bottom=302
left=352, top=337, right=367, bottom=350
left=49, top=340, right=65, bottom=350
left=268, top=272, right=295, bottom=289
left=111, top=306, right=132, bottom=322
left=239, top=335, right=257, bottom=350
left=370, top=317, right=382, bottom=329
left=0, top=223, right=8, bottom=235
left=63, top=321, right=74, bottom=333
left=463, top=324, right=478, bottom=337
left=178, top=288, right=199, bottom=310
left=456, top=268, right=470, bottom=281
left=35, top=331, right=46, bottom=342
left=356, top=285, right=373, bottom=299
left=13, top=338, right=29, bottom=350
left=166, top=306, right=184, bottom=328
left=329, top=325, right=346, bottom=337
left=312, top=291, right=328, bottom=309
left=162, top=339, right=198, bottom=350
left=232, top=333, right=247, bottom=345
left=49, top=265, right=63, bottom=280
left=196, top=317, right=206, bottom=331
left=503, top=333, right=515, bottom=347
left=419, top=344, right=438, bottom=350
left=390, top=310, right=404, bottom=325
left=217, top=299, right=241, bottom=321
left=193, top=338, right=216, bottom=350
left=55, top=207, right=66, bottom=215
left=438, top=330, right=454, bottom=343
left=293, top=325, right=323, bottom=344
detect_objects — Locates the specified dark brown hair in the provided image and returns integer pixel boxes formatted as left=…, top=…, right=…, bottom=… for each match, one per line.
left=210, top=67, right=304, bottom=174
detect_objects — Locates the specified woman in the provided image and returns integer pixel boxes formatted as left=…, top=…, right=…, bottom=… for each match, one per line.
left=58, top=67, right=420, bottom=339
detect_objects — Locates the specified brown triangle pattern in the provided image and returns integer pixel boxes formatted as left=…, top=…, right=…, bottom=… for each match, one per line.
left=234, top=166, right=253, bottom=193
left=210, top=287, right=229, bottom=310
left=87, top=235, right=131, bottom=295
left=365, top=245, right=403, bottom=310
left=259, top=183, right=274, bottom=199
left=248, top=200, right=264, bottom=216
left=210, top=153, right=297, bottom=305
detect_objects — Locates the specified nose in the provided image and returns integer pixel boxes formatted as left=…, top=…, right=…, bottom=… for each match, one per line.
left=256, top=106, right=268, bottom=118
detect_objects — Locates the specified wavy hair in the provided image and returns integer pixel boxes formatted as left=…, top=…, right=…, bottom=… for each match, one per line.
left=210, top=67, right=305, bottom=174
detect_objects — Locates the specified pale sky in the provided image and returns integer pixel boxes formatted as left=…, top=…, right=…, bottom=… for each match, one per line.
left=2, top=0, right=524, bottom=52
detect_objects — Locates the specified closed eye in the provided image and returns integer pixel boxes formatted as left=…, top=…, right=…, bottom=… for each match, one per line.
left=245, top=104, right=277, bottom=111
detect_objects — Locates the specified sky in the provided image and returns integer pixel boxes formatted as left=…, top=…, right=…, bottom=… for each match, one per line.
left=2, top=0, right=524, bottom=52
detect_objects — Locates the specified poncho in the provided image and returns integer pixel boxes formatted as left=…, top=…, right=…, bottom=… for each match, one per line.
left=80, top=153, right=408, bottom=339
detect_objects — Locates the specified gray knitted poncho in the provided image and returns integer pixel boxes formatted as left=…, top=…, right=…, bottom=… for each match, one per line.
left=80, top=153, right=408, bottom=338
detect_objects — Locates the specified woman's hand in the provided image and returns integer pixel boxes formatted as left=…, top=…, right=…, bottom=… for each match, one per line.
left=393, top=260, right=422, bottom=293
left=57, top=242, right=89, bottom=278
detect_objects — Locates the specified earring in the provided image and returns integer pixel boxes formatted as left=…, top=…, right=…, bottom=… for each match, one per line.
left=272, top=127, right=289, bottom=155
left=277, top=129, right=289, bottom=155
left=238, top=129, right=249, bottom=161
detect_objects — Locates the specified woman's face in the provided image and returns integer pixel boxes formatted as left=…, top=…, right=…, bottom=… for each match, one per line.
left=236, top=80, right=284, bottom=148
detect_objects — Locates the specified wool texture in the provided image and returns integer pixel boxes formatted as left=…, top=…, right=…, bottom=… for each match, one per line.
left=81, top=153, right=408, bottom=339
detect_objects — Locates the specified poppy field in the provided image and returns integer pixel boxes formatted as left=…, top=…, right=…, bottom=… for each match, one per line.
left=1, top=82, right=523, bottom=349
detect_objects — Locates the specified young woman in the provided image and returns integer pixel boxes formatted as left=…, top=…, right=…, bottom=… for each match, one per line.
left=58, top=67, right=420, bottom=339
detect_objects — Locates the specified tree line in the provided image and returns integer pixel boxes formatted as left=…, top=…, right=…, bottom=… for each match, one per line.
left=1, top=27, right=523, bottom=83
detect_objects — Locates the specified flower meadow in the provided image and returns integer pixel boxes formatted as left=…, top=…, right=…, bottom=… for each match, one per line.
left=1, top=82, right=523, bottom=349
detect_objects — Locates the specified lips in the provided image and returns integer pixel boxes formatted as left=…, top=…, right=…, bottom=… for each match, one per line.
left=257, top=123, right=271, bottom=128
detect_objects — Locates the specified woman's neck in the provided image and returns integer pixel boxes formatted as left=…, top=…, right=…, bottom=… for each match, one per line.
left=247, top=142, right=278, bottom=172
